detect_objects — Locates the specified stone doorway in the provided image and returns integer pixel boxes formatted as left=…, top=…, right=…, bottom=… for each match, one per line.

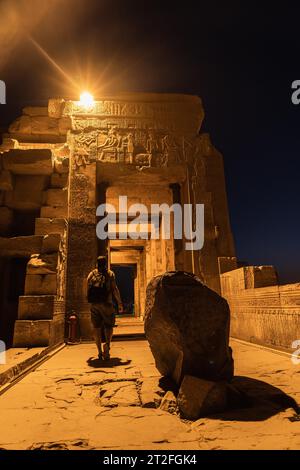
left=0, top=257, right=28, bottom=348
left=111, top=264, right=135, bottom=316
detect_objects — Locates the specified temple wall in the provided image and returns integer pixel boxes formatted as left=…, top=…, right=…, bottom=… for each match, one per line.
left=221, top=266, right=300, bottom=351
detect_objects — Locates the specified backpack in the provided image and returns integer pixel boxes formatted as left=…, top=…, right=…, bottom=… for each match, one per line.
left=87, top=270, right=110, bottom=303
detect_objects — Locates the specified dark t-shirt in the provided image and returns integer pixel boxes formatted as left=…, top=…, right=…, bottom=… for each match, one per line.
left=87, top=268, right=115, bottom=304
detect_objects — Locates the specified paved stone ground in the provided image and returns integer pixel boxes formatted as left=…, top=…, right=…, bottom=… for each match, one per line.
left=0, top=339, right=300, bottom=450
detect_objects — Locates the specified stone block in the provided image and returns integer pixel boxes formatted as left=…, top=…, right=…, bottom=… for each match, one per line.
left=3, top=149, right=53, bottom=175
left=58, top=117, right=72, bottom=135
left=42, top=234, right=61, bottom=253
left=48, top=99, right=65, bottom=118
left=0, top=170, right=13, bottom=191
left=159, top=391, right=178, bottom=414
left=218, top=256, right=238, bottom=274
left=27, top=253, right=58, bottom=275
left=13, top=318, right=64, bottom=347
left=44, top=188, right=68, bottom=207
left=23, top=106, right=48, bottom=117
left=35, top=218, right=66, bottom=236
left=244, top=266, right=278, bottom=289
left=50, top=173, right=68, bottom=188
left=0, top=235, right=43, bottom=257
left=138, top=377, right=165, bottom=408
left=0, top=207, right=13, bottom=236
left=25, top=274, right=57, bottom=295
left=40, top=206, right=68, bottom=218
left=0, top=138, right=19, bottom=151
left=18, top=295, right=56, bottom=320
left=177, top=375, right=228, bottom=419
left=31, top=116, right=59, bottom=136
left=5, top=175, right=48, bottom=210
left=8, top=115, right=31, bottom=134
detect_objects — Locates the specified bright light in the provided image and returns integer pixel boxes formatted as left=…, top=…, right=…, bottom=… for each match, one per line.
left=79, top=91, right=94, bottom=108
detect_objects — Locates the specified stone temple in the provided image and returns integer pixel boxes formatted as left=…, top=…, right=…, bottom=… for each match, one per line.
left=1, top=92, right=298, bottom=351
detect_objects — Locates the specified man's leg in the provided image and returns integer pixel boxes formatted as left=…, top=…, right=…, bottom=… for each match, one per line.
left=103, top=327, right=113, bottom=360
left=93, top=328, right=103, bottom=359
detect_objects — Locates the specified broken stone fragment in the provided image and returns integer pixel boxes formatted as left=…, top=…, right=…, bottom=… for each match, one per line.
left=0, top=170, right=13, bottom=191
left=144, top=271, right=234, bottom=384
left=137, top=376, right=165, bottom=408
left=26, top=253, right=58, bottom=275
left=177, top=375, right=228, bottom=420
left=159, top=391, right=178, bottom=415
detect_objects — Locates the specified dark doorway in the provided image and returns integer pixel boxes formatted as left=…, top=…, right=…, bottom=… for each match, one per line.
left=0, top=257, right=28, bottom=348
left=111, top=264, right=135, bottom=316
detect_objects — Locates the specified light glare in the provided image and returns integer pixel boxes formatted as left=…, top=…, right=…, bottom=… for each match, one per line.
left=80, top=91, right=94, bottom=108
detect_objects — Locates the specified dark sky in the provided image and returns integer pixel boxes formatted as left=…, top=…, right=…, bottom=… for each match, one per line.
left=0, top=0, right=299, bottom=283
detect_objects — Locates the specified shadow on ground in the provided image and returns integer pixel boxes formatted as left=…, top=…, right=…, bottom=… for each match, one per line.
left=86, top=357, right=132, bottom=368
left=211, top=375, right=300, bottom=422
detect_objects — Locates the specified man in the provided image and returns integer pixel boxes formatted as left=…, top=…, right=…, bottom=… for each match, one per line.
left=87, top=256, right=123, bottom=360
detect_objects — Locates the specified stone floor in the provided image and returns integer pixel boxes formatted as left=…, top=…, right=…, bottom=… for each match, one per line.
left=0, top=339, right=300, bottom=450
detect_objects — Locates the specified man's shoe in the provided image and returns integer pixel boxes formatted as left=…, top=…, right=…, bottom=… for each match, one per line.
left=103, top=344, right=110, bottom=360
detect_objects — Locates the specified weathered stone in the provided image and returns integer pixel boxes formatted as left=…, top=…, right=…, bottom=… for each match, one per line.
left=13, top=318, right=64, bottom=347
left=44, top=188, right=68, bottom=207
left=3, top=149, right=53, bottom=175
left=25, top=274, right=57, bottom=295
left=23, top=106, right=48, bottom=117
left=9, top=115, right=31, bottom=134
left=35, top=218, right=66, bottom=236
left=177, top=375, right=228, bottom=419
left=50, top=173, right=68, bottom=188
left=0, top=170, right=13, bottom=191
left=31, top=117, right=59, bottom=136
left=48, top=98, right=65, bottom=118
left=0, top=138, right=19, bottom=150
left=5, top=175, right=48, bottom=210
left=40, top=206, right=68, bottom=218
left=58, top=117, right=72, bottom=135
left=26, top=253, right=58, bottom=275
left=0, top=235, right=43, bottom=257
left=18, top=295, right=55, bottom=320
left=54, top=156, right=69, bottom=174
left=138, top=377, right=165, bottom=408
left=99, top=380, right=140, bottom=407
left=0, top=207, right=13, bottom=236
left=42, top=234, right=61, bottom=253
left=159, top=391, right=178, bottom=414
left=144, top=271, right=234, bottom=384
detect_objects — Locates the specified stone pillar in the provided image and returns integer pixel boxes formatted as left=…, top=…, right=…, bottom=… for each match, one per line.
left=66, top=148, right=98, bottom=339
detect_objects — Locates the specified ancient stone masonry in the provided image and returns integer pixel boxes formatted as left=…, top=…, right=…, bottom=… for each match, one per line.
left=0, top=93, right=236, bottom=346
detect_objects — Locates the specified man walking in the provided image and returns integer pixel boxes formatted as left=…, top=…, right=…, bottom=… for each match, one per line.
left=87, top=256, right=123, bottom=360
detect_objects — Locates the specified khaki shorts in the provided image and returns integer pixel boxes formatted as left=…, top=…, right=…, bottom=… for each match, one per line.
left=90, top=302, right=115, bottom=329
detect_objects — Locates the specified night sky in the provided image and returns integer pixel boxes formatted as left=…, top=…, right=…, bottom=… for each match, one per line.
left=0, top=0, right=299, bottom=283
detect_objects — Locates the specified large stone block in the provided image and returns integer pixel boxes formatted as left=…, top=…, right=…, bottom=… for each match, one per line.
left=40, top=206, right=68, bottom=218
left=31, top=116, right=59, bottom=136
left=44, top=188, right=68, bottom=207
left=0, top=235, right=43, bottom=257
left=27, top=253, right=58, bottom=275
left=144, top=271, right=234, bottom=384
left=41, top=234, right=61, bottom=253
left=0, top=170, right=13, bottom=191
left=3, top=149, right=53, bottom=175
left=35, top=218, right=66, bottom=236
left=13, top=317, right=64, bottom=347
left=177, top=375, right=228, bottom=419
left=48, top=99, right=65, bottom=118
left=23, top=106, right=48, bottom=117
left=58, top=117, right=72, bottom=135
left=8, top=115, right=31, bottom=134
left=5, top=175, right=48, bottom=210
left=25, top=274, right=57, bottom=295
left=18, top=295, right=56, bottom=319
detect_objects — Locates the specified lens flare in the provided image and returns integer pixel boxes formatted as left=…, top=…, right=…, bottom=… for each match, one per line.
left=80, top=91, right=94, bottom=108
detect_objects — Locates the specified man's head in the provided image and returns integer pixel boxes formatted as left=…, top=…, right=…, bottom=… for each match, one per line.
left=97, top=255, right=107, bottom=273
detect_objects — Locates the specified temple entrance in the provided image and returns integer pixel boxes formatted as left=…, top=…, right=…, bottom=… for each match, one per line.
left=111, top=264, right=135, bottom=316
left=0, top=257, right=28, bottom=348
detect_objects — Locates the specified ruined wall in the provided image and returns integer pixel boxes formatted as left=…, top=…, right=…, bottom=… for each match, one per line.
left=221, top=266, right=300, bottom=350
